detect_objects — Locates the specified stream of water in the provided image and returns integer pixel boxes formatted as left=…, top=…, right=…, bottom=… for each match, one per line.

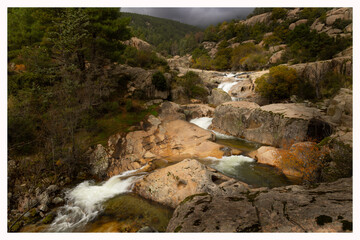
left=190, top=117, right=295, bottom=188
left=48, top=169, right=144, bottom=232
left=45, top=71, right=294, bottom=232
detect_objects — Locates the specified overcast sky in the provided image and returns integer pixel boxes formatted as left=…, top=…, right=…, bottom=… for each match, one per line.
left=121, top=8, right=254, bottom=28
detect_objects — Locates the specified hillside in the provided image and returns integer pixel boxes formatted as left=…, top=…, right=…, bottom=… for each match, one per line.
left=190, top=8, right=352, bottom=71
left=121, top=12, right=202, bottom=56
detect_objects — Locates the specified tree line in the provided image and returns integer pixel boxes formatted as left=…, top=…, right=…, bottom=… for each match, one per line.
left=8, top=8, right=132, bottom=178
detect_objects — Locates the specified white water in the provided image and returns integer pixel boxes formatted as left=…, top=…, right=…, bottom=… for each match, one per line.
left=49, top=169, right=144, bottom=232
left=225, top=73, right=236, bottom=78
left=190, top=117, right=237, bottom=140
left=190, top=117, right=213, bottom=130
left=218, top=81, right=238, bottom=94
left=206, top=155, right=255, bottom=176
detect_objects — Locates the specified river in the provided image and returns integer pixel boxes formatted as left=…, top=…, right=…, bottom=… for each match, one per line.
left=44, top=71, right=297, bottom=232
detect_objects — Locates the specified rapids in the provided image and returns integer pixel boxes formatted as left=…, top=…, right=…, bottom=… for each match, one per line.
left=48, top=169, right=144, bottom=232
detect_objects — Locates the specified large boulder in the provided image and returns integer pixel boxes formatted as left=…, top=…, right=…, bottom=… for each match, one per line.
left=326, top=8, right=352, bottom=26
left=134, top=159, right=250, bottom=208
left=290, top=57, right=352, bottom=88
left=167, top=177, right=352, bottom=232
left=211, top=102, right=332, bottom=147
left=167, top=54, right=192, bottom=69
left=249, top=142, right=323, bottom=178
left=326, top=88, right=352, bottom=124
left=107, top=115, right=226, bottom=176
left=113, top=64, right=171, bottom=100
left=289, top=19, right=308, bottom=30
left=181, top=104, right=215, bottom=120
left=244, top=12, right=272, bottom=26
left=167, top=193, right=258, bottom=232
left=89, top=144, right=109, bottom=178
left=268, top=50, right=285, bottom=64
left=325, top=88, right=353, bottom=146
left=207, top=88, right=232, bottom=106
left=123, top=37, right=153, bottom=51
left=158, top=101, right=186, bottom=122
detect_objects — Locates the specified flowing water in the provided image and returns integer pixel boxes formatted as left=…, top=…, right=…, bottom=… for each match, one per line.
left=191, top=117, right=297, bottom=188
left=48, top=169, right=145, bottom=232
left=44, top=72, right=295, bottom=232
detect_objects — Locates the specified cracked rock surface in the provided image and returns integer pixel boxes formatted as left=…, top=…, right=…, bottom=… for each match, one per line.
left=166, top=177, right=352, bottom=232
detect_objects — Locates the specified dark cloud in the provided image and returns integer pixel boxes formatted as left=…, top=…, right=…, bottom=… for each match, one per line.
left=121, top=8, right=254, bottom=28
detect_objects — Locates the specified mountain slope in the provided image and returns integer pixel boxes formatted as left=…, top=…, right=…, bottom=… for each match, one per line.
left=121, top=12, right=202, bottom=55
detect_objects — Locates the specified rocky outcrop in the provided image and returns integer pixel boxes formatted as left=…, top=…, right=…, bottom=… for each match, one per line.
left=334, top=47, right=352, bottom=58
left=181, top=104, right=215, bottom=120
left=113, top=64, right=171, bottom=100
left=201, top=42, right=218, bottom=58
left=325, top=88, right=353, bottom=146
left=211, top=102, right=332, bottom=147
left=207, top=88, right=232, bottom=106
left=107, top=113, right=226, bottom=176
left=244, top=12, right=272, bottom=26
left=89, top=144, right=109, bottom=178
left=249, top=142, right=322, bottom=178
left=269, top=44, right=287, bottom=54
left=158, top=101, right=186, bottom=122
left=309, top=8, right=352, bottom=37
left=268, top=50, right=285, bottom=64
left=289, top=19, right=308, bottom=30
left=134, top=159, right=249, bottom=208
left=123, top=37, right=153, bottom=51
left=167, top=177, right=352, bottom=232
left=287, top=8, right=301, bottom=19
left=325, top=8, right=352, bottom=26
left=290, top=57, right=352, bottom=88
left=167, top=54, right=192, bottom=69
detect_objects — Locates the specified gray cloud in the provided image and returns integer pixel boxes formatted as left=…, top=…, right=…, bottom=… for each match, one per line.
left=121, top=8, right=254, bottom=28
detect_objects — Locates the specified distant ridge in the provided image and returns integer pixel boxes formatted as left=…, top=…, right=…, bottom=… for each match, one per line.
left=121, top=12, right=201, bottom=55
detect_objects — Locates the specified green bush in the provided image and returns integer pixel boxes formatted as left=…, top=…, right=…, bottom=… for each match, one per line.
left=122, top=46, right=168, bottom=69
left=320, top=72, right=352, bottom=98
left=175, top=71, right=208, bottom=100
left=332, top=19, right=352, bottom=30
left=255, top=65, right=300, bottom=102
left=239, top=52, right=269, bottom=71
left=152, top=71, right=168, bottom=91
left=271, top=8, right=287, bottom=20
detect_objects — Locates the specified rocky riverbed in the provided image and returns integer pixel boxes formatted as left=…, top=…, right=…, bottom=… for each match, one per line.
left=10, top=66, right=352, bottom=233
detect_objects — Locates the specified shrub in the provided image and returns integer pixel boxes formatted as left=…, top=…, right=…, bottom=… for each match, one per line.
left=240, top=52, right=268, bottom=71
left=332, top=19, right=352, bottom=30
left=152, top=71, right=168, bottom=91
left=271, top=8, right=287, bottom=20
left=231, top=43, right=267, bottom=70
left=255, top=65, right=300, bottom=102
left=320, top=72, right=352, bottom=98
left=176, top=71, right=208, bottom=100
left=122, top=46, right=168, bottom=69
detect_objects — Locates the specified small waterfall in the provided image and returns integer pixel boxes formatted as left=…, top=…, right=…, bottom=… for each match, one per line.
left=190, top=117, right=237, bottom=140
left=189, top=117, right=213, bottom=130
left=218, top=81, right=238, bottom=94
left=48, top=169, right=143, bottom=232
left=206, top=155, right=255, bottom=176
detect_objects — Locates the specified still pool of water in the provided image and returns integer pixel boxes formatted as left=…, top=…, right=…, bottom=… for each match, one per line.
left=82, top=193, right=173, bottom=232
left=199, top=156, right=299, bottom=188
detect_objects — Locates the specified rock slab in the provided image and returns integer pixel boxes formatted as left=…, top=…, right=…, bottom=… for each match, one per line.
left=167, top=177, right=352, bottom=232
